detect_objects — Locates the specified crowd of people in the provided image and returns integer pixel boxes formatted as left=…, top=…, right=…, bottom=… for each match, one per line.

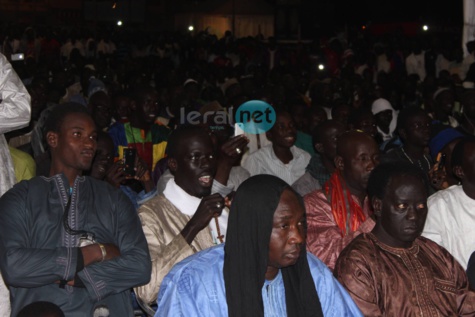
left=1, top=22, right=475, bottom=316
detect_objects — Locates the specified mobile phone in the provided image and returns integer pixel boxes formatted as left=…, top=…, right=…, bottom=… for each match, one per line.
left=123, top=148, right=136, bottom=176
left=234, top=122, right=245, bottom=137
left=11, top=53, right=24, bottom=61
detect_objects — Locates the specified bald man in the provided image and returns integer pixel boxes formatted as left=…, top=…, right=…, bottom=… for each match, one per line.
left=304, top=131, right=380, bottom=270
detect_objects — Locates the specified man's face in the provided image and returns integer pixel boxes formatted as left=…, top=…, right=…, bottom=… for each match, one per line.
left=436, top=90, right=455, bottom=115
left=171, top=133, right=217, bottom=198
left=267, top=113, right=297, bottom=149
left=355, top=114, right=377, bottom=138
left=375, top=174, right=428, bottom=248
left=339, top=135, right=380, bottom=194
left=138, top=90, right=160, bottom=124
left=267, top=189, right=306, bottom=279
left=49, top=112, right=97, bottom=174
left=89, top=91, right=112, bottom=130
left=318, top=123, right=345, bottom=160
left=374, top=110, right=393, bottom=129
left=89, top=135, right=114, bottom=180
left=401, top=113, right=431, bottom=147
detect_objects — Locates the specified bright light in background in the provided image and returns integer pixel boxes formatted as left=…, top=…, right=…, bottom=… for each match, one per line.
left=318, top=64, right=325, bottom=70
left=362, top=25, right=366, bottom=30
left=188, top=25, right=194, bottom=31
left=422, top=25, right=429, bottom=31
left=112, top=2, right=117, bottom=9
left=117, top=20, right=123, bottom=26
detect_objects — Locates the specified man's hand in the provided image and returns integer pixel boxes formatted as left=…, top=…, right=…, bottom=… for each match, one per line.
left=81, top=243, right=121, bottom=266
left=104, top=160, right=127, bottom=188
left=181, top=193, right=225, bottom=245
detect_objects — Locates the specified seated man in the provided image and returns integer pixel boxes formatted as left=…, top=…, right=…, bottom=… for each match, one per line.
left=304, top=131, right=379, bottom=270
left=242, top=110, right=311, bottom=185
left=422, top=137, right=475, bottom=269
left=335, top=162, right=475, bottom=315
left=135, top=125, right=240, bottom=305
left=292, top=120, right=345, bottom=196
left=381, top=107, right=433, bottom=175
left=155, top=175, right=363, bottom=316
left=0, top=104, right=151, bottom=316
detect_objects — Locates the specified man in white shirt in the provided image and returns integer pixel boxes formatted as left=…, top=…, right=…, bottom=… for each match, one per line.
left=422, top=137, right=475, bottom=269
left=242, top=110, right=311, bottom=185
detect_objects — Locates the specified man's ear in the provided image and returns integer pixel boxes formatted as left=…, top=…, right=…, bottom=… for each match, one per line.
left=334, top=155, right=344, bottom=171
left=168, top=157, right=178, bottom=173
left=46, top=131, right=58, bottom=149
left=372, top=197, right=382, bottom=217
left=314, top=143, right=323, bottom=153
left=453, top=165, right=465, bottom=180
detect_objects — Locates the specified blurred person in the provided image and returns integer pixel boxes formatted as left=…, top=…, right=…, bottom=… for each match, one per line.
left=0, top=51, right=31, bottom=317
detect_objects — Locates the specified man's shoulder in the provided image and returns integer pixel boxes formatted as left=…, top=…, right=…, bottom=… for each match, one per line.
left=303, top=189, right=328, bottom=205
left=339, top=233, right=374, bottom=258
left=164, top=245, right=224, bottom=281
left=428, top=185, right=463, bottom=205
left=138, top=194, right=175, bottom=215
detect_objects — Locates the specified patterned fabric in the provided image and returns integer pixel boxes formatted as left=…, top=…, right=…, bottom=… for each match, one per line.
left=155, top=245, right=363, bottom=317
left=108, top=121, right=170, bottom=171
left=323, top=172, right=366, bottom=236
left=304, top=189, right=375, bottom=271
left=335, top=233, right=475, bottom=316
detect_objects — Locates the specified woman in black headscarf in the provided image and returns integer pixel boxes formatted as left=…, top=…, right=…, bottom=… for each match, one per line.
left=156, top=174, right=362, bottom=317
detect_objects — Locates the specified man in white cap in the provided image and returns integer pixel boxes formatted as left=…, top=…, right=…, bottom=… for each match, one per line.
left=371, top=98, right=398, bottom=146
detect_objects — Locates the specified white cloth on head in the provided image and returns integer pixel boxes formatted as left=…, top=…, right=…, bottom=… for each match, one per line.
left=422, top=185, right=475, bottom=269
left=371, top=98, right=398, bottom=141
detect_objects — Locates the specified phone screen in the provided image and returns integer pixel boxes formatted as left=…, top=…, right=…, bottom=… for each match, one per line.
left=234, top=123, right=244, bottom=137
left=11, top=53, right=24, bottom=61
left=123, top=148, right=136, bottom=176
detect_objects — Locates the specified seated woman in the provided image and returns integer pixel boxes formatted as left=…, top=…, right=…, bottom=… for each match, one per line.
left=155, top=174, right=362, bottom=316
left=335, top=162, right=475, bottom=315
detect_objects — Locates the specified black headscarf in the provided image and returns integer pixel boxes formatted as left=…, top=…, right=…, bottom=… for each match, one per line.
left=223, top=174, right=324, bottom=317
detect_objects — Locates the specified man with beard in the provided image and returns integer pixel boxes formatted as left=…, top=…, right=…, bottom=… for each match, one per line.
left=242, top=110, right=311, bottom=185
left=134, top=125, right=230, bottom=306
left=0, top=104, right=151, bottom=316
left=335, top=162, right=475, bottom=316
left=304, top=131, right=380, bottom=271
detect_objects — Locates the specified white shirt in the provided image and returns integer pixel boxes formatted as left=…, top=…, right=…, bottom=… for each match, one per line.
left=163, top=178, right=228, bottom=245
left=422, top=185, right=475, bottom=269
left=242, top=144, right=311, bottom=185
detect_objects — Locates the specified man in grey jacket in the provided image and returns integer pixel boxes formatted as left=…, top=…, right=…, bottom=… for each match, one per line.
left=0, top=103, right=151, bottom=316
